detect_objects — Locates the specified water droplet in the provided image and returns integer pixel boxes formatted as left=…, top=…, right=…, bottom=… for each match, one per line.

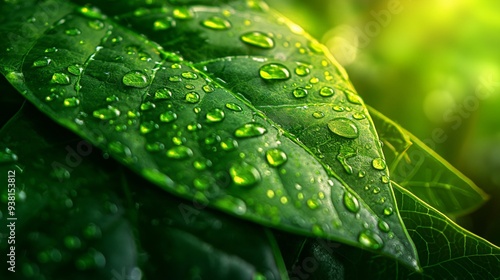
left=193, top=177, right=210, bottom=190
left=83, top=223, right=102, bottom=239
left=44, top=47, right=58, bottom=53
left=0, top=148, right=18, bottom=163
left=93, top=106, right=120, bottom=120
left=169, top=75, right=182, bottom=82
left=358, top=170, right=366, bottom=178
left=63, top=97, right=80, bottom=107
left=337, top=146, right=356, bottom=174
left=145, top=142, right=165, bottom=152
left=378, top=220, right=390, bottom=232
left=312, top=224, right=324, bottom=235
left=173, top=7, right=194, bottom=19
left=140, top=101, right=156, bottom=111
left=308, top=40, right=324, bottom=54
left=266, top=189, right=275, bottom=198
left=185, top=92, right=200, bottom=103
left=319, top=86, right=335, bottom=97
left=154, top=88, right=172, bottom=100
left=309, top=77, right=320, bottom=84
left=202, top=84, right=215, bottom=93
left=383, top=206, right=394, bottom=216
left=292, top=87, right=308, bottom=98
left=65, top=28, right=81, bottom=36
left=240, top=31, right=274, bottom=49
left=134, top=7, right=150, bottom=17
left=295, top=64, right=310, bottom=76
left=153, top=17, right=175, bottom=30
left=372, top=158, right=386, bottom=170
left=140, top=121, right=158, bottom=134
left=88, top=19, right=104, bottom=30
left=51, top=72, right=71, bottom=85
left=193, top=159, right=211, bottom=170
left=327, top=118, right=359, bottom=139
left=166, top=145, right=193, bottom=159
left=108, top=141, right=131, bottom=157
left=312, top=111, right=324, bottom=119
left=266, top=148, right=287, bottom=167
left=122, top=71, right=149, bottom=88
left=220, top=138, right=238, bottom=151
left=343, top=191, right=360, bottom=213
left=160, top=111, right=177, bottom=123
left=67, top=64, right=83, bottom=75
left=181, top=71, right=198, bottom=79
left=78, top=6, right=104, bottom=19
left=214, top=196, right=247, bottom=215
left=201, top=16, right=231, bottom=30
left=346, top=91, right=362, bottom=104
left=32, top=57, right=52, bottom=68
left=353, top=112, right=366, bottom=120
left=332, top=105, right=345, bottom=112
left=234, top=123, right=267, bottom=138
left=230, top=162, right=261, bottom=187
left=373, top=187, right=381, bottom=194
left=381, top=175, right=390, bottom=184
left=358, top=230, right=384, bottom=250
left=225, top=103, right=242, bottom=111
left=206, top=108, right=225, bottom=123
left=64, top=236, right=82, bottom=249
left=259, top=63, right=290, bottom=80
left=307, top=199, right=320, bottom=210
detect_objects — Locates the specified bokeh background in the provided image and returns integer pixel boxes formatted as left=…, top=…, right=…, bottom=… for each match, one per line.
left=267, top=0, right=500, bottom=245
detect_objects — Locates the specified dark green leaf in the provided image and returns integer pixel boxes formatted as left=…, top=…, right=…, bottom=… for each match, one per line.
left=0, top=104, right=285, bottom=279
left=0, top=0, right=420, bottom=269
left=369, top=107, right=489, bottom=215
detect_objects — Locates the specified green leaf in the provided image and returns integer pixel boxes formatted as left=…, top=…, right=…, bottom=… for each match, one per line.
left=0, top=105, right=285, bottom=279
left=0, top=0, right=419, bottom=269
left=369, top=106, right=489, bottom=215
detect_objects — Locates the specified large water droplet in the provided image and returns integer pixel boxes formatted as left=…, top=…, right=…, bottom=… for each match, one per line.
left=185, top=92, right=200, bottom=104
left=166, top=145, right=193, bottom=159
left=122, top=71, right=149, bottom=88
left=240, top=31, right=274, bottom=49
left=32, top=57, right=52, bottom=68
left=358, top=230, right=384, bottom=250
left=266, top=148, right=287, bottom=167
left=51, top=73, right=71, bottom=85
left=234, top=123, right=267, bottom=138
left=292, top=87, right=308, bottom=98
left=220, top=138, right=238, bottom=151
left=372, top=158, right=386, bottom=170
left=230, top=162, right=261, bottom=187
left=259, top=63, right=290, bottom=80
left=201, top=16, right=231, bottom=30
left=343, top=191, right=360, bottom=213
left=206, top=108, right=225, bottom=123
left=93, top=106, right=120, bottom=120
left=327, top=118, right=359, bottom=139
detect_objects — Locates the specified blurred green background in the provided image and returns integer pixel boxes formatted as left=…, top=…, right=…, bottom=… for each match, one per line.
left=267, top=0, right=500, bottom=245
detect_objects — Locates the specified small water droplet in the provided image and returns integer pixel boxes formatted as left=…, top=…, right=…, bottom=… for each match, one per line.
left=88, top=19, right=104, bottom=30
left=206, top=108, right=225, bottom=123
left=51, top=72, right=71, bottom=85
left=295, top=64, right=310, bottom=76
left=266, top=148, right=287, bottom=167
left=202, top=84, right=215, bottom=93
left=358, top=170, right=366, bottom=178
left=319, top=86, right=335, bottom=97
left=122, top=71, right=149, bottom=88
left=309, top=77, right=320, bottom=84
left=155, top=88, right=172, bottom=100
left=332, top=105, right=345, bottom=112
left=240, top=31, right=274, bottom=49
left=378, top=220, right=390, bottom=232
left=358, top=230, right=384, bottom=250
left=383, top=206, right=394, bottom=216
left=181, top=71, right=198, bottom=79
left=0, top=148, right=18, bottom=163
left=173, top=7, right=194, bottom=19
left=327, top=118, right=359, bottom=139
left=153, top=17, right=175, bottom=30
left=266, top=189, right=275, bottom=198
left=193, top=159, right=211, bottom=170
left=346, top=91, right=362, bottom=104
left=140, top=121, right=158, bottom=134
left=193, top=177, right=210, bottom=190
left=337, top=146, right=356, bottom=174
left=140, top=101, right=156, bottom=111
left=166, top=145, right=193, bottom=159
left=259, top=63, right=290, bottom=80
left=225, top=103, right=242, bottom=111
left=312, top=224, right=324, bottom=235
left=63, top=97, right=80, bottom=107
left=108, top=141, right=131, bottom=157
left=372, top=158, right=386, bottom=170
left=44, top=47, right=58, bottom=53
left=65, top=28, right=81, bottom=36
left=230, top=162, right=261, bottom=187
left=32, top=57, right=52, bottom=68
left=307, top=199, right=320, bottom=210
left=67, top=64, right=83, bottom=75
left=201, top=16, right=231, bottom=30
left=160, top=111, right=177, bottom=123
left=64, top=236, right=82, bottom=249
left=381, top=175, right=390, bottom=184
left=93, top=106, right=120, bottom=120
left=78, top=6, right=104, bottom=19
left=234, top=123, right=267, bottom=138
left=146, top=142, right=165, bottom=152
left=185, top=92, right=200, bottom=103
left=372, top=187, right=381, bottom=194
left=220, top=138, right=238, bottom=151
left=292, top=87, right=308, bottom=98
left=343, top=191, right=360, bottom=213
left=312, top=111, right=325, bottom=119
left=83, top=223, right=102, bottom=239
left=353, top=112, right=366, bottom=120
left=214, top=196, right=247, bottom=215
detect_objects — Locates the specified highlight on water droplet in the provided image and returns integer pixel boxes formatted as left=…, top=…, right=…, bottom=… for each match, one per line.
left=201, top=16, right=231, bottom=30
left=234, top=123, right=267, bottom=138
left=358, top=230, right=384, bottom=250
left=206, top=108, right=225, bottom=123
left=173, top=7, right=194, bottom=19
left=240, top=31, right=274, bottom=49
left=181, top=71, right=198, bottom=79
left=292, top=87, right=308, bottom=98
left=166, top=145, right=193, bottom=159
left=32, top=57, right=52, bottom=68
left=372, top=158, right=386, bottom=170
left=319, top=86, right=335, bottom=97
left=51, top=73, right=71, bottom=85
left=312, top=111, right=324, bottom=119
left=259, top=63, right=290, bottom=80
left=160, top=111, right=177, bottom=123
left=229, top=161, right=261, bottom=187
left=153, top=17, right=175, bottom=30
left=378, top=220, right=390, bottom=233
left=67, top=64, right=83, bottom=75
left=294, top=64, right=310, bottom=76
left=383, top=206, right=394, bottom=216
left=65, top=28, right=81, bottom=36
left=92, top=106, right=120, bottom=120
left=63, top=97, right=80, bottom=107
left=155, top=88, right=172, bottom=100
left=343, top=191, right=360, bottom=213
left=327, top=118, right=359, bottom=139
left=214, top=196, right=247, bottom=215
left=225, top=103, right=242, bottom=112
left=266, top=148, right=288, bottom=167
left=140, top=101, right=156, bottom=111
left=122, top=70, right=149, bottom=88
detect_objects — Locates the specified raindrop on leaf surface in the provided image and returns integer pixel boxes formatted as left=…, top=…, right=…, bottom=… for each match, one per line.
left=259, top=63, right=291, bottom=80
left=230, top=162, right=261, bottom=187
left=292, top=87, right=308, bottom=98
left=206, top=108, right=225, bottom=123
left=240, top=31, right=274, bottom=49
left=201, top=16, right=232, bottom=30
left=122, top=71, right=149, bottom=88
left=51, top=73, right=71, bottom=85
left=343, top=191, right=360, bottom=213
left=266, top=148, right=288, bottom=167
left=234, top=123, right=267, bottom=138
left=166, top=145, right=193, bottom=159
left=358, top=230, right=384, bottom=250
left=372, top=158, right=387, bottom=170
left=327, top=118, right=359, bottom=139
